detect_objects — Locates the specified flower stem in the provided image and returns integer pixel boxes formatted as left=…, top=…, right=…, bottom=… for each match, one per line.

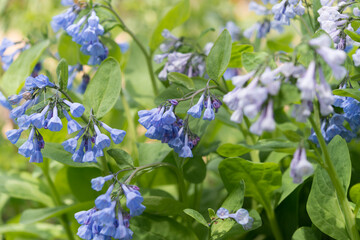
left=266, top=208, right=283, bottom=240
left=309, top=116, right=360, bottom=240
left=98, top=4, right=159, bottom=96
left=40, top=160, right=75, bottom=240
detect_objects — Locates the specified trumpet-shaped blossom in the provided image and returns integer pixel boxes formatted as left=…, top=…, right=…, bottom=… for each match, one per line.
left=47, top=106, right=63, bottom=132
left=290, top=147, right=313, bottom=183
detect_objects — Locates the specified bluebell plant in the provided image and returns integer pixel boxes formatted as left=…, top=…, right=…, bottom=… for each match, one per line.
left=216, top=207, right=254, bottom=231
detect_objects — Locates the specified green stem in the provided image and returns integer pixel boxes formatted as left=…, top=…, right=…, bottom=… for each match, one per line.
left=41, top=162, right=75, bottom=240
left=266, top=208, right=283, bottom=240
left=121, top=91, right=139, bottom=166
left=309, top=116, right=360, bottom=240
left=125, top=162, right=187, bottom=202
left=99, top=4, right=159, bottom=96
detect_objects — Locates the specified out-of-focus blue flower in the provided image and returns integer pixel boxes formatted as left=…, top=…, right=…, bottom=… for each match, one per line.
left=95, top=185, right=114, bottom=210
left=91, top=174, right=113, bottom=191
left=216, top=208, right=229, bottom=219
left=6, top=129, right=23, bottom=144
left=0, top=90, right=12, bottom=110
left=290, top=147, right=313, bottom=183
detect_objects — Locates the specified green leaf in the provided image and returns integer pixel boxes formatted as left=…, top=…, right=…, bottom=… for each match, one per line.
left=306, top=136, right=351, bottom=240
left=312, top=0, right=321, bottom=30
left=208, top=208, right=216, bottom=219
left=183, top=156, right=206, bottom=184
left=168, top=72, right=194, bottom=90
left=267, top=40, right=293, bottom=53
left=0, top=40, right=50, bottom=95
left=56, top=59, right=68, bottom=90
left=210, top=209, right=262, bottom=239
left=58, top=33, right=80, bottom=66
left=42, top=142, right=99, bottom=168
left=184, top=209, right=209, bottom=228
left=84, top=57, right=122, bottom=118
left=138, top=196, right=185, bottom=216
left=206, top=29, right=232, bottom=80
left=0, top=223, right=64, bottom=239
left=333, top=88, right=360, bottom=102
left=217, top=143, right=251, bottom=158
left=292, top=227, right=319, bottom=240
left=138, top=142, right=172, bottom=165
left=279, top=167, right=311, bottom=204
left=149, top=0, right=190, bottom=51
left=0, top=172, right=53, bottom=206
left=228, top=43, right=253, bottom=68
left=241, top=52, right=268, bottom=72
left=131, top=215, right=198, bottom=240
left=222, top=180, right=245, bottom=211
left=107, top=148, right=134, bottom=168
left=344, top=29, right=360, bottom=42
left=219, top=158, right=281, bottom=211
left=20, top=201, right=93, bottom=224
left=350, top=183, right=360, bottom=206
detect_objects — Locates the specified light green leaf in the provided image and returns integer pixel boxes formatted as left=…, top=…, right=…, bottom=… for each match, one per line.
left=56, top=59, right=68, bottom=90
left=206, top=29, right=232, bottom=80
left=42, top=142, right=100, bottom=168
left=350, top=183, right=360, bottom=206
left=333, top=88, right=360, bottom=102
left=0, top=223, right=64, bottom=239
left=183, top=209, right=209, bottom=228
left=20, top=201, right=93, bottom=224
left=1, top=40, right=50, bottom=95
left=58, top=33, right=80, bottom=66
left=313, top=0, right=321, bottom=30
left=222, top=180, right=245, bottom=211
left=241, top=52, right=268, bottom=72
left=143, top=196, right=186, bottom=216
left=208, top=208, right=216, bottom=219
left=267, top=40, right=293, bottom=53
left=183, top=156, right=206, bottom=184
left=0, top=172, right=53, bottom=206
left=107, top=148, right=134, bottom=168
left=168, top=72, right=194, bottom=90
left=217, top=143, right=251, bottom=158
left=219, top=158, right=282, bottom=211
left=84, top=57, right=122, bottom=118
left=345, top=29, right=360, bottom=42
left=292, top=227, right=319, bottom=240
left=149, top=0, right=190, bottom=51
left=307, top=136, right=351, bottom=240
left=228, top=43, right=253, bottom=68
left=279, top=168, right=311, bottom=205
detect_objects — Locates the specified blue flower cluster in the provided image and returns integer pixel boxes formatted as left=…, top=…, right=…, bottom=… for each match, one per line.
left=309, top=91, right=360, bottom=144
left=62, top=119, right=126, bottom=163
left=154, top=29, right=206, bottom=81
left=0, top=38, right=29, bottom=70
left=75, top=175, right=145, bottom=240
left=244, top=0, right=305, bottom=39
left=52, top=1, right=108, bottom=65
left=187, top=94, right=222, bottom=121
left=216, top=207, right=253, bottom=230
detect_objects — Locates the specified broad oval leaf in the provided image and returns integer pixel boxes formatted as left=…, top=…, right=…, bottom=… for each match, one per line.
left=217, top=143, right=251, bottom=158
left=219, top=157, right=282, bottom=211
left=107, top=148, right=134, bottom=168
left=84, top=57, right=122, bottom=118
left=292, top=227, right=319, bottom=240
left=184, top=208, right=209, bottom=228
left=168, top=72, right=194, bottom=90
left=206, top=29, right=232, bottom=80
left=221, top=180, right=245, bottom=211
left=149, top=0, right=190, bottom=51
left=183, top=156, right=206, bottom=184
left=306, top=136, right=351, bottom=240
left=1, top=40, right=50, bottom=95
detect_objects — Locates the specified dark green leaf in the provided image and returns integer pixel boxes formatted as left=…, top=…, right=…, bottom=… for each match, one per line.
left=307, top=136, right=351, bottom=239
left=292, top=227, right=319, bottom=240
left=143, top=196, right=186, bottom=216
left=168, top=72, right=194, bottom=90
left=183, top=156, right=206, bottom=184
left=107, top=148, right=134, bottom=168
left=84, top=57, right=122, bottom=118
left=206, top=29, right=232, bottom=80
left=149, top=0, right=190, bottom=51
left=217, top=143, right=251, bottom=157
left=222, top=180, right=245, bottom=211
left=184, top=209, right=209, bottom=228
left=56, top=59, right=68, bottom=90
left=1, top=40, right=50, bottom=95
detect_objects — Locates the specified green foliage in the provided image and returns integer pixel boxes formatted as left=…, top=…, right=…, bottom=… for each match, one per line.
left=307, top=136, right=352, bottom=240
left=183, top=209, right=209, bottom=228
left=183, top=156, right=206, bottom=183
left=228, top=43, right=253, bottom=68
left=241, top=52, right=269, bottom=71
left=333, top=88, right=360, bottom=102
left=206, top=29, right=232, bottom=80
left=56, top=59, right=68, bottom=90
left=168, top=72, right=195, bottom=90
left=84, top=57, right=122, bottom=118
left=1, top=40, right=49, bottom=95
left=58, top=34, right=80, bottom=66
left=292, top=227, right=319, bottom=240
left=149, top=0, right=190, bottom=51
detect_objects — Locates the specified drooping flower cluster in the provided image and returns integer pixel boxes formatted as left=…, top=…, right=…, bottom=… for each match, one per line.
left=216, top=207, right=253, bottom=230
left=62, top=118, right=126, bottom=163
left=52, top=1, right=108, bottom=65
left=317, top=2, right=356, bottom=51
left=244, top=0, right=305, bottom=39
left=0, top=38, right=29, bottom=70
left=154, top=29, right=206, bottom=81
left=75, top=175, right=145, bottom=240
left=223, top=66, right=284, bottom=135
left=138, top=100, right=200, bottom=158
left=290, top=146, right=313, bottom=183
